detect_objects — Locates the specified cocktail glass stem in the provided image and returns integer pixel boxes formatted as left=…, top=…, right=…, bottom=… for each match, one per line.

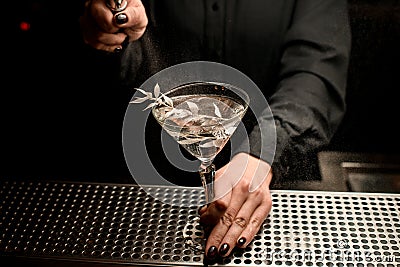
left=199, top=162, right=216, bottom=204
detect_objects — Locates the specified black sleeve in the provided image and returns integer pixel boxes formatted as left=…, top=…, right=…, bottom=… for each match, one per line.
left=250, top=0, right=351, bottom=184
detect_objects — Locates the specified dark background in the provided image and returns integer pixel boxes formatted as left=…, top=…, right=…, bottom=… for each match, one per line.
left=2, top=0, right=400, bottom=184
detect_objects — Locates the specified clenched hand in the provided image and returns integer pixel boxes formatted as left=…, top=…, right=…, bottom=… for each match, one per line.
left=80, top=0, right=148, bottom=53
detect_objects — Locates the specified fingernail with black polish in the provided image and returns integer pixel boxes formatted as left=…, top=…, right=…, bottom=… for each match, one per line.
left=219, top=243, right=230, bottom=256
left=115, top=13, right=128, bottom=24
left=114, top=47, right=122, bottom=53
left=207, top=246, right=218, bottom=259
left=237, top=237, right=246, bottom=246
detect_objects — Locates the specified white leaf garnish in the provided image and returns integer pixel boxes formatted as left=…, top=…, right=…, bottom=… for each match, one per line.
left=213, top=103, right=222, bottom=118
left=186, top=101, right=199, bottom=117
left=143, top=102, right=158, bottom=111
left=136, top=88, right=153, bottom=98
left=130, top=84, right=174, bottom=109
left=130, top=96, right=150, bottom=103
left=162, top=94, right=174, bottom=107
left=154, top=83, right=160, bottom=98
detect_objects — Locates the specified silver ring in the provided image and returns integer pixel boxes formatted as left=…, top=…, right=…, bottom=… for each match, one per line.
left=107, top=0, right=127, bottom=13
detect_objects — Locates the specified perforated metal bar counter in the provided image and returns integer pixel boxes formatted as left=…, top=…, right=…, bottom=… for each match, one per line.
left=1, top=180, right=399, bottom=266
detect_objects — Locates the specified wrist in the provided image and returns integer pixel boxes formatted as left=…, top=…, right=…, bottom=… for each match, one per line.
left=233, top=152, right=273, bottom=187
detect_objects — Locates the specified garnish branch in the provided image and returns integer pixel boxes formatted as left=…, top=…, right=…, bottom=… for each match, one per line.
left=129, top=83, right=174, bottom=110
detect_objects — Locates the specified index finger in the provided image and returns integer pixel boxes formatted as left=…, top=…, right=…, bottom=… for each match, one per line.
left=204, top=185, right=248, bottom=260
left=116, top=0, right=148, bottom=28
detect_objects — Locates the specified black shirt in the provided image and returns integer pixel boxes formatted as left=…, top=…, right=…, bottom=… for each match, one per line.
left=119, top=0, right=351, bottom=185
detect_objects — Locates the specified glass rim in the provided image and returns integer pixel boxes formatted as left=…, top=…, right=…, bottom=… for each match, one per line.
left=151, top=81, right=250, bottom=129
left=163, top=81, right=250, bottom=103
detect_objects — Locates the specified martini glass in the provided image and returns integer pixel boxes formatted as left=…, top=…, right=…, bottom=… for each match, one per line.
left=151, top=81, right=249, bottom=252
left=151, top=81, right=249, bottom=204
